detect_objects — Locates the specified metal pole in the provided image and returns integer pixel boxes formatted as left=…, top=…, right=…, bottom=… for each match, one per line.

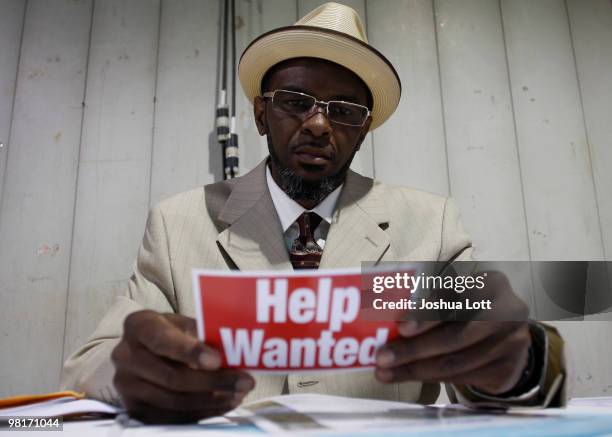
left=225, top=0, right=239, bottom=179
left=216, top=0, right=230, bottom=178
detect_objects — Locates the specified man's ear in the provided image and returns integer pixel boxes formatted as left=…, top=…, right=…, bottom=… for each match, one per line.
left=254, top=95, right=268, bottom=136
left=354, top=116, right=373, bottom=152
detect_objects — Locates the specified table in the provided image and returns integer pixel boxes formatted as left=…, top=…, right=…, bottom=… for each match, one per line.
left=2, top=396, right=612, bottom=436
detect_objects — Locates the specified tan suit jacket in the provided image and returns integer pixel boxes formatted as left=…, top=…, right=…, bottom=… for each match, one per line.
left=61, top=159, right=556, bottom=407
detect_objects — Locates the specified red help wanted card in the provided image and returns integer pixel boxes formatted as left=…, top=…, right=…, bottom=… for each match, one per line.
left=192, top=268, right=401, bottom=372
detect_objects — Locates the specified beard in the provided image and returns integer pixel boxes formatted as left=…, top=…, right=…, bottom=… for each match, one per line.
left=267, top=135, right=356, bottom=204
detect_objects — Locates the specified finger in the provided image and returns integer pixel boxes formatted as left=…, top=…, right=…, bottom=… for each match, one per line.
left=164, top=313, right=199, bottom=336
left=375, top=325, right=529, bottom=384
left=376, top=354, right=522, bottom=395
left=397, top=321, right=441, bottom=338
left=112, top=340, right=255, bottom=394
left=114, top=371, right=238, bottom=413
left=377, top=321, right=519, bottom=368
left=123, top=310, right=221, bottom=370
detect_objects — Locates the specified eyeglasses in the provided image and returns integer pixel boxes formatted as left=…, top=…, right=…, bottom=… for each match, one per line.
left=262, top=90, right=371, bottom=127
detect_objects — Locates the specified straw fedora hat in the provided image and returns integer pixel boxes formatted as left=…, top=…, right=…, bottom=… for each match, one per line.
left=238, top=2, right=401, bottom=131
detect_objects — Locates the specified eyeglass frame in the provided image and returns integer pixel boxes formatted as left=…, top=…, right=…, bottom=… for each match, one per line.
left=261, top=89, right=371, bottom=127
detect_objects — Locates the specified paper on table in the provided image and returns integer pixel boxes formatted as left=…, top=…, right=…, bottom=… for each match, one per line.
left=235, top=394, right=488, bottom=433
left=569, top=396, right=612, bottom=408
left=0, top=391, right=84, bottom=408
left=235, top=393, right=612, bottom=435
left=0, top=396, right=119, bottom=418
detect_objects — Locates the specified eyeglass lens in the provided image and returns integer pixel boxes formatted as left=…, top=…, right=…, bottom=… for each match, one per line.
left=272, top=90, right=367, bottom=126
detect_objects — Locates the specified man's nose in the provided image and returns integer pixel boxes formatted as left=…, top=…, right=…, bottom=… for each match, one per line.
left=302, top=104, right=332, bottom=137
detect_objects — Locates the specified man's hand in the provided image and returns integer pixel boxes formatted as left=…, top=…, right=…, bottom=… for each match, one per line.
left=374, top=271, right=532, bottom=395
left=111, top=310, right=255, bottom=423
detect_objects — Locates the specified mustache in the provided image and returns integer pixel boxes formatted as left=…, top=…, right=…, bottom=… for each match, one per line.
left=291, top=141, right=329, bottom=148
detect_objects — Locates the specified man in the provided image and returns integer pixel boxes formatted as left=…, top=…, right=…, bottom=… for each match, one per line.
left=61, top=3, right=565, bottom=423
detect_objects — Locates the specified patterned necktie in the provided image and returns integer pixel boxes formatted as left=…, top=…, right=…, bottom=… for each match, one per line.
left=289, top=212, right=323, bottom=269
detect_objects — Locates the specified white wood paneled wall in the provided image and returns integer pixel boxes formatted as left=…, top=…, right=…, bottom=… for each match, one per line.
left=62, top=0, right=160, bottom=367
left=0, top=0, right=610, bottom=399
left=0, top=0, right=93, bottom=396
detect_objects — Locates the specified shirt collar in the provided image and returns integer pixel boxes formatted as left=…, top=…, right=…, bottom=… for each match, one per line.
left=266, top=164, right=342, bottom=232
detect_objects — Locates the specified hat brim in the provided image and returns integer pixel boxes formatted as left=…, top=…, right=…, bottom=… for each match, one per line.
left=238, top=25, right=401, bottom=131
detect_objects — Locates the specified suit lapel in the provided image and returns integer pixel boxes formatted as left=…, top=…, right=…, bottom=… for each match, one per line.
left=216, top=161, right=292, bottom=271
left=320, top=170, right=391, bottom=268
left=216, top=162, right=391, bottom=270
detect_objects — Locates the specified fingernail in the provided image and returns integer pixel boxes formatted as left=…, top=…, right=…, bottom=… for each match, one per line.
left=235, top=377, right=254, bottom=392
left=376, top=368, right=394, bottom=382
left=376, top=349, right=395, bottom=367
left=199, top=351, right=221, bottom=370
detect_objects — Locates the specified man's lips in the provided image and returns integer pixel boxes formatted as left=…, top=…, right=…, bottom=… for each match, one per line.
left=293, top=144, right=332, bottom=164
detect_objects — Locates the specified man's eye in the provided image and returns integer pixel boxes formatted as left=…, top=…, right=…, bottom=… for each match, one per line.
left=287, top=99, right=310, bottom=107
left=331, top=105, right=352, bottom=115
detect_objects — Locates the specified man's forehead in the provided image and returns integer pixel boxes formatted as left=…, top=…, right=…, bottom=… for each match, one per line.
left=266, top=58, right=369, bottom=100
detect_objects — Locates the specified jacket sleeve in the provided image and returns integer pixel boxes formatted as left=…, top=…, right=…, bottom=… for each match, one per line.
left=60, top=205, right=176, bottom=404
left=451, top=323, right=567, bottom=409
left=439, top=197, right=567, bottom=408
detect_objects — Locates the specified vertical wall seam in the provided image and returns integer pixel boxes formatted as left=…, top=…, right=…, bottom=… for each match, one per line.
left=214, top=0, right=223, bottom=110
left=498, top=0, right=537, bottom=311
left=364, top=0, right=375, bottom=179
left=564, top=0, right=607, bottom=261
left=0, top=0, right=28, bottom=232
left=60, top=0, right=96, bottom=371
left=257, top=0, right=263, bottom=34
left=148, top=0, right=163, bottom=208
left=499, top=0, right=533, bottom=261
left=431, top=0, right=451, bottom=197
